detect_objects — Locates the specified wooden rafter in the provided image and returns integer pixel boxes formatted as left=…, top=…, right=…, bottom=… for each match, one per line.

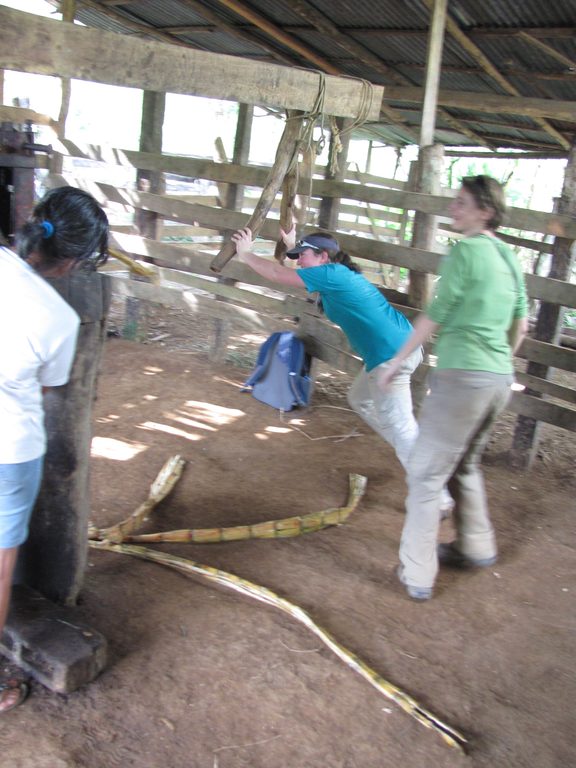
left=75, top=0, right=192, bottom=47
left=160, top=25, right=217, bottom=35
left=175, top=0, right=298, bottom=66
left=208, top=0, right=342, bottom=74
left=517, top=32, right=576, bottom=72
left=419, top=0, right=571, bottom=150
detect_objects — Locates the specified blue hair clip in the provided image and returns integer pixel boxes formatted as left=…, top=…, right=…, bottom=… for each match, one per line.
left=41, top=220, right=54, bottom=239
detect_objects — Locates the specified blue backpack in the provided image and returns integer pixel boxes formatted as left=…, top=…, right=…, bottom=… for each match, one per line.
left=242, top=331, right=312, bottom=411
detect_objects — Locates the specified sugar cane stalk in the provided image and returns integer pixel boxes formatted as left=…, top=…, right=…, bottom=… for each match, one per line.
left=122, top=473, right=366, bottom=544
left=89, top=540, right=467, bottom=753
left=91, top=455, right=185, bottom=544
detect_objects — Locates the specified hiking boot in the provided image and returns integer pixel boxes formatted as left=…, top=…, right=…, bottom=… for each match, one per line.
left=437, top=542, right=497, bottom=569
left=396, top=566, right=433, bottom=601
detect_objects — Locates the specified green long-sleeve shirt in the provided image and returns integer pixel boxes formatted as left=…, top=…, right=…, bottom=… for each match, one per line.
left=427, top=234, right=528, bottom=373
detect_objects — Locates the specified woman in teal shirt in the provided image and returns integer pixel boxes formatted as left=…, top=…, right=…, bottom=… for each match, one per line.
left=379, top=175, right=528, bottom=601
left=232, top=227, right=424, bottom=473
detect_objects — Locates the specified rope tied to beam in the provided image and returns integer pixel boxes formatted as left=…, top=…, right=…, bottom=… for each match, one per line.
left=285, top=72, right=376, bottom=219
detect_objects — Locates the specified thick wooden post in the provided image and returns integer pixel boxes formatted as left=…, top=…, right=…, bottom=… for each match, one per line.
left=511, top=143, right=576, bottom=468
left=210, top=111, right=302, bottom=273
left=317, top=118, right=352, bottom=231
left=17, top=272, right=111, bottom=605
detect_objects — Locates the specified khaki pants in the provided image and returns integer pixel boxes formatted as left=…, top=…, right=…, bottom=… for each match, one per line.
left=400, top=369, right=512, bottom=589
left=347, top=347, right=423, bottom=471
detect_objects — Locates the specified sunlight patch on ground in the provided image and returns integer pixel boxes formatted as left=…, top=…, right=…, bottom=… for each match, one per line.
left=182, top=400, right=245, bottom=426
left=138, top=421, right=203, bottom=441
left=254, top=433, right=269, bottom=440
left=95, top=414, right=121, bottom=424
left=143, top=366, right=164, bottom=375
left=91, top=436, right=147, bottom=461
left=163, top=413, right=217, bottom=432
left=264, top=426, right=292, bottom=434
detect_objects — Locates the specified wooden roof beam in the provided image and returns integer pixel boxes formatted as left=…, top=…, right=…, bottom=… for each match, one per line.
left=420, top=0, right=571, bottom=150
left=399, top=61, right=576, bottom=83
left=384, top=86, right=576, bottom=124
left=0, top=6, right=382, bottom=121
left=323, top=26, right=576, bottom=40
left=444, top=150, right=568, bottom=159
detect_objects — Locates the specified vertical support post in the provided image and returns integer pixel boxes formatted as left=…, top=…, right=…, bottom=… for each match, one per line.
left=225, top=103, right=254, bottom=214
left=135, top=90, right=165, bottom=240
left=408, top=0, right=447, bottom=311
left=511, top=142, right=576, bottom=468
left=50, top=0, right=76, bottom=175
left=125, top=89, right=165, bottom=340
left=318, top=118, right=352, bottom=231
left=17, top=272, right=111, bottom=605
left=408, top=0, right=448, bottom=408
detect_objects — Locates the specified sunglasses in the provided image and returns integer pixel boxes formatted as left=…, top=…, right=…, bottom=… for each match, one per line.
left=296, top=240, right=322, bottom=252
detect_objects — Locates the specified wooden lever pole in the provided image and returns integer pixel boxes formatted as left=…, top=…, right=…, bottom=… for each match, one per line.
left=210, top=111, right=303, bottom=273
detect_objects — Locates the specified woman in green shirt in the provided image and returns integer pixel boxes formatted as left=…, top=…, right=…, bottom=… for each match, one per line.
left=379, top=175, right=528, bottom=601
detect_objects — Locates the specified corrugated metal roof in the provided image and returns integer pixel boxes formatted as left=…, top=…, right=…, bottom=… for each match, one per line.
left=42, top=0, right=576, bottom=152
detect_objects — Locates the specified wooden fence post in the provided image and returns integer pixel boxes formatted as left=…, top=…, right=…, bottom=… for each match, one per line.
left=511, top=142, right=576, bottom=468
left=318, top=118, right=352, bottom=231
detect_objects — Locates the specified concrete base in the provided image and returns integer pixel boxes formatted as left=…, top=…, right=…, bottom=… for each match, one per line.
left=0, top=585, right=107, bottom=693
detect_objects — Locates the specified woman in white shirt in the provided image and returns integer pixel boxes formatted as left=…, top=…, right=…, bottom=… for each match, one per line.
left=0, top=186, right=108, bottom=712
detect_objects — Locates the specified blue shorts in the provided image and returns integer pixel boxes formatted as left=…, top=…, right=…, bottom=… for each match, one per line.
left=0, top=457, right=44, bottom=549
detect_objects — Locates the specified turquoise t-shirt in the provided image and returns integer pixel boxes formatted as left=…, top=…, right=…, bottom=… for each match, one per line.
left=427, top=235, right=528, bottom=373
left=297, top=263, right=413, bottom=371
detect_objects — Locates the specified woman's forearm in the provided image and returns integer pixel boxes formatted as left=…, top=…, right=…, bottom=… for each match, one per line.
left=395, top=314, right=438, bottom=364
left=241, top=251, right=303, bottom=287
left=508, top=316, right=528, bottom=354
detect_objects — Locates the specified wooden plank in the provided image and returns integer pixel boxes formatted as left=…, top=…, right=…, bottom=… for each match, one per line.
left=0, top=7, right=382, bottom=121
left=519, top=338, right=576, bottom=373
left=104, top=274, right=275, bottom=331
left=525, top=274, right=576, bottom=308
left=515, top=372, right=576, bottom=404
left=507, top=392, right=576, bottom=432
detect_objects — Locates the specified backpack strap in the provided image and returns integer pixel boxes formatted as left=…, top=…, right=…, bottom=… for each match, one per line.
left=241, top=332, right=282, bottom=390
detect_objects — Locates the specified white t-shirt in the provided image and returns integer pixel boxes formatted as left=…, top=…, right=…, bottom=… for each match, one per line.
left=0, top=247, right=80, bottom=463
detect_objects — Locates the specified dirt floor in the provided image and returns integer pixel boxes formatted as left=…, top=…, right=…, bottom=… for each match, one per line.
left=1, top=306, right=575, bottom=768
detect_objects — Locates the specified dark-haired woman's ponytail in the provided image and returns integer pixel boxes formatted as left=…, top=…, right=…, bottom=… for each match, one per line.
left=329, top=250, right=362, bottom=273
